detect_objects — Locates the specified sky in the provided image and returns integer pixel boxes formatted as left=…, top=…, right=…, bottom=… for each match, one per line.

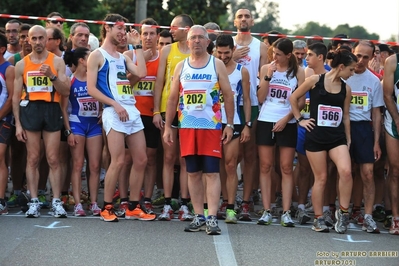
left=274, top=0, right=399, bottom=41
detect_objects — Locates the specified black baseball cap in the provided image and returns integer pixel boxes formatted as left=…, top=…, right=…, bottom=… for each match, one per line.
left=332, top=34, right=350, bottom=47
left=379, top=44, right=394, bottom=54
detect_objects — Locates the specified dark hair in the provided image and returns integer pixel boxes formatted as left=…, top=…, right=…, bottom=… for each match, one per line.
left=63, top=47, right=90, bottom=67
left=47, top=12, right=63, bottom=18
left=101, top=14, right=127, bottom=39
left=160, top=29, right=172, bottom=39
left=207, top=41, right=214, bottom=55
left=326, top=49, right=357, bottom=68
left=19, top=24, right=31, bottom=33
left=338, top=45, right=352, bottom=52
left=47, top=26, right=66, bottom=51
left=308, top=42, right=327, bottom=61
left=215, top=34, right=234, bottom=49
left=0, top=34, right=8, bottom=54
left=331, top=34, right=351, bottom=48
left=7, top=19, right=21, bottom=25
left=0, top=28, right=5, bottom=35
left=70, top=22, right=90, bottom=36
left=273, top=38, right=298, bottom=79
left=306, top=35, right=324, bottom=46
left=175, top=14, right=194, bottom=28
left=352, top=40, right=375, bottom=55
left=265, top=30, right=282, bottom=45
left=140, top=18, right=160, bottom=34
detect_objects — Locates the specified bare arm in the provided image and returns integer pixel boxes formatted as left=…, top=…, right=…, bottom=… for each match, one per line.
left=124, top=50, right=146, bottom=80
left=372, top=107, right=382, bottom=161
left=257, top=64, right=271, bottom=103
left=12, top=60, right=26, bottom=142
left=259, top=42, right=268, bottom=68
left=52, top=56, right=70, bottom=96
left=163, top=60, right=182, bottom=146
left=216, top=59, right=234, bottom=144
left=383, top=55, right=399, bottom=126
left=0, top=65, right=15, bottom=120
left=241, top=66, right=251, bottom=123
left=343, top=85, right=352, bottom=147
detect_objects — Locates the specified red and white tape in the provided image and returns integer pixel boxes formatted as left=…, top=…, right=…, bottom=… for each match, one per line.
left=1, top=13, right=398, bottom=46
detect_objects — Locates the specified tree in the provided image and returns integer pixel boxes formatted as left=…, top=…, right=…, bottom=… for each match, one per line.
left=0, top=0, right=107, bottom=36
left=332, top=24, right=379, bottom=41
left=291, top=22, right=333, bottom=39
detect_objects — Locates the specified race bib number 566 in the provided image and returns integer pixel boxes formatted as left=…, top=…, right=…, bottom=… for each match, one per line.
left=317, top=104, right=343, bottom=127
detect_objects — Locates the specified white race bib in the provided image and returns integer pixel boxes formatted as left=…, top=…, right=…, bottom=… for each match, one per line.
left=317, top=104, right=343, bottom=127
left=78, top=97, right=99, bottom=117
left=267, top=84, right=291, bottom=105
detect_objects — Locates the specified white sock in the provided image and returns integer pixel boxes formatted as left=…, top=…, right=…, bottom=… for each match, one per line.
left=322, top=206, right=329, bottom=212
left=298, top=204, right=305, bottom=210
left=52, top=198, right=60, bottom=204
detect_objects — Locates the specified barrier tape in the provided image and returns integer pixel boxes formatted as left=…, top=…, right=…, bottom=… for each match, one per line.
left=1, top=13, right=398, bottom=46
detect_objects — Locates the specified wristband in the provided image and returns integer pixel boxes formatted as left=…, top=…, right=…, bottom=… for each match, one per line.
left=296, top=117, right=304, bottom=123
left=153, top=111, right=160, bottom=116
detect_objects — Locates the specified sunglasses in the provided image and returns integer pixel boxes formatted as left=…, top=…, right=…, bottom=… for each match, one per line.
left=49, top=20, right=64, bottom=25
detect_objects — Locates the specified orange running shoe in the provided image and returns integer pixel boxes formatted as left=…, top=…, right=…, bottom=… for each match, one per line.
left=125, top=204, right=156, bottom=221
left=100, top=204, right=118, bottom=222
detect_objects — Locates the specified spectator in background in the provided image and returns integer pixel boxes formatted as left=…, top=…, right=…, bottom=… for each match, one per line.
left=157, top=30, right=173, bottom=51
left=46, top=12, right=64, bottom=30
left=331, top=34, right=352, bottom=50
left=293, top=40, right=307, bottom=67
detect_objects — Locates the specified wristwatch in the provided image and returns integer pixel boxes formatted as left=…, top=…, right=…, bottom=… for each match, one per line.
left=50, top=75, right=58, bottom=82
left=226, top=124, right=234, bottom=130
left=135, top=44, right=143, bottom=49
left=264, top=75, right=272, bottom=81
left=245, top=121, right=252, bottom=128
left=64, top=129, right=72, bottom=137
left=296, top=117, right=304, bottom=123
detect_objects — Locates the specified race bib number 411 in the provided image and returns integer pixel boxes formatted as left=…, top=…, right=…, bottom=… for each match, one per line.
left=317, top=104, right=343, bottom=127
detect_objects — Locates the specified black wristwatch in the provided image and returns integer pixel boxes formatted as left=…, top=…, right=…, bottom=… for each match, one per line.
left=245, top=121, right=252, bottom=128
left=296, top=117, right=304, bottom=123
left=264, top=75, right=272, bottom=81
left=64, top=129, right=72, bottom=137
left=50, top=75, right=58, bottom=82
left=135, top=44, right=143, bottom=49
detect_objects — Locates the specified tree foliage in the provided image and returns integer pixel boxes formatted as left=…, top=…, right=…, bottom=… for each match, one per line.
left=0, top=0, right=108, bottom=36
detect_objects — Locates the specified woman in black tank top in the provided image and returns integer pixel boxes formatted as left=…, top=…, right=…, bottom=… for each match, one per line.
left=289, top=49, right=358, bottom=233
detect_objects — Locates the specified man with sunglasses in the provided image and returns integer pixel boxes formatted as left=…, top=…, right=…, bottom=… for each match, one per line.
left=46, top=12, right=64, bottom=30
left=4, top=19, right=22, bottom=60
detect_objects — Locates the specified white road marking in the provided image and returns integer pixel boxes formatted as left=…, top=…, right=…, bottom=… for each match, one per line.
left=214, top=221, right=238, bottom=266
left=35, top=221, right=71, bottom=229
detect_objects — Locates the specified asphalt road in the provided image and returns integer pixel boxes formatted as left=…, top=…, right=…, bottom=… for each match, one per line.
left=1, top=204, right=398, bottom=266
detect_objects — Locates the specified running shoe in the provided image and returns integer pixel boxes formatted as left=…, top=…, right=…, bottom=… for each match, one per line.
left=257, top=210, right=272, bottom=225
left=225, top=209, right=238, bottom=224
left=372, top=206, right=386, bottom=222
left=323, top=209, right=335, bottom=227
left=184, top=214, right=206, bottom=232
left=100, top=204, right=118, bottom=222
left=74, top=203, right=86, bottom=217
left=295, top=208, right=311, bottom=225
left=143, top=201, right=155, bottom=215
left=178, top=205, right=193, bottom=221
left=158, top=204, right=174, bottom=221
left=281, top=210, right=295, bottom=227
left=383, top=215, right=392, bottom=230
left=351, top=210, right=364, bottom=225
left=52, top=199, right=68, bottom=218
left=362, top=215, right=380, bottom=234
left=38, top=194, right=50, bottom=209
left=171, top=198, right=180, bottom=213
left=152, top=193, right=165, bottom=207
left=335, top=210, right=349, bottom=234
left=206, top=215, right=221, bottom=235
left=217, top=201, right=228, bottom=219
left=125, top=204, right=156, bottom=221
left=19, top=192, right=30, bottom=213
left=89, top=202, right=101, bottom=216
left=25, top=199, right=41, bottom=218
left=0, top=201, right=8, bottom=215
left=238, top=202, right=252, bottom=221
left=389, top=217, right=399, bottom=235
left=6, top=194, right=18, bottom=208
left=116, top=201, right=128, bottom=218
left=312, top=217, right=329, bottom=232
